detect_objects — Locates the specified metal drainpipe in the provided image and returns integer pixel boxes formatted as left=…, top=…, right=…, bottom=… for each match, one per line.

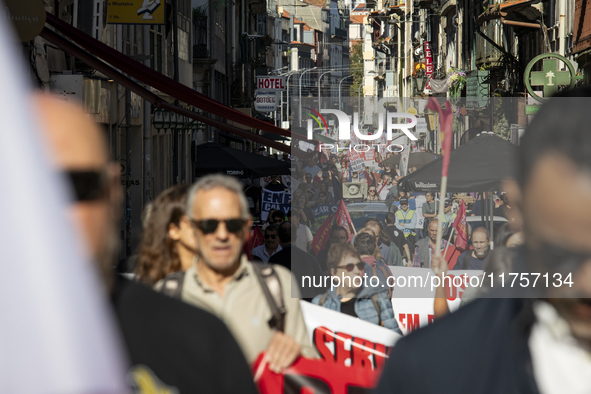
left=172, top=0, right=180, bottom=183
left=125, top=83, right=132, bottom=257
left=143, top=25, right=151, bottom=205
left=209, top=0, right=216, bottom=143
left=559, top=0, right=565, bottom=57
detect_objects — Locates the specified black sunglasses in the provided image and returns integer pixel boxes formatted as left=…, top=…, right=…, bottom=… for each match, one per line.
left=336, top=262, right=366, bottom=272
left=190, top=218, right=246, bottom=234
left=66, top=170, right=108, bottom=202
left=265, top=234, right=277, bottom=239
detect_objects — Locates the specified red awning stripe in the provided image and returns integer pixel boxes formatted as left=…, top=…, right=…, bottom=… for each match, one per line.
left=45, top=12, right=291, bottom=139
left=39, top=27, right=295, bottom=154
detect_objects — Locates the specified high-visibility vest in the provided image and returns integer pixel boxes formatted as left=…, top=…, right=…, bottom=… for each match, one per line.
left=396, top=209, right=416, bottom=237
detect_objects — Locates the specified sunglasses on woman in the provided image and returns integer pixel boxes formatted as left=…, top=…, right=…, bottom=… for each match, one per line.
left=190, top=218, right=246, bottom=234
left=336, top=262, right=366, bottom=272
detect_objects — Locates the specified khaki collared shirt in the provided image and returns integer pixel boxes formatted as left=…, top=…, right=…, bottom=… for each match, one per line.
left=181, top=255, right=317, bottom=363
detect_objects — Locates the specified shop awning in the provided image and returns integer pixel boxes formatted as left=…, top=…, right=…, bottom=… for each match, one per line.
left=42, top=13, right=302, bottom=155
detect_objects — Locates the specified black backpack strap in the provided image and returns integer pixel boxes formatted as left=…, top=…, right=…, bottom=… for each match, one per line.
left=252, top=263, right=286, bottom=332
left=371, top=294, right=383, bottom=326
left=159, top=271, right=186, bottom=299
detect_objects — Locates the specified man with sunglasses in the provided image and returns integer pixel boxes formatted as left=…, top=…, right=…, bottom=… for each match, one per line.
left=269, top=210, right=286, bottom=225
left=376, top=91, right=591, bottom=393
left=367, top=186, right=379, bottom=201
left=251, top=224, right=282, bottom=263
left=180, top=174, right=317, bottom=372
left=37, top=94, right=257, bottom=393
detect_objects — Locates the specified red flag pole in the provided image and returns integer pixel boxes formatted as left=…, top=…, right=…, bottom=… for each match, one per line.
left=442, top=226, right=455, bottom=258
left=426, top=98, right=454, bottom=260
left=434, top=176, right=448, bottom=255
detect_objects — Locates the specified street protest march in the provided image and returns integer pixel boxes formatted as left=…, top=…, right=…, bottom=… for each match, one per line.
left=252, top=268, right=482, bottom=392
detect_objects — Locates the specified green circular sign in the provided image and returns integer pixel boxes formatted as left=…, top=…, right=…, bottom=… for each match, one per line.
left=524, top=53, right=576, bottom=102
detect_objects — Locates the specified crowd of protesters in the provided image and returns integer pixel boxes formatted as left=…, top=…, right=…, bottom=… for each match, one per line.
left=31, top=85, right=591, bottom=394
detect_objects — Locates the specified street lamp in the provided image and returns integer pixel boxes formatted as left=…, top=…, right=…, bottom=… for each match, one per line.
left=338, top=75, right=354, bottom=110
left=318, top=69, right=336, bottom=109
left=413, top=68, right=427, bottom=97
left=163, top=111, right=171, bottom=129
left=281, top=70, right=298, bottom=130
left=153, top=107, right=165, bottom=129
left=269, top=66, right=288, bottom=75
left=299, top=66, right=317, bottom=126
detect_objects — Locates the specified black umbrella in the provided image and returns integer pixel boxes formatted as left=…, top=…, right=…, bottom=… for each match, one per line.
left=380, top=152, right=440, bottom=170
left=398, top=133, right=518, bottom=192
left=194, top=143, right=291, bottom=178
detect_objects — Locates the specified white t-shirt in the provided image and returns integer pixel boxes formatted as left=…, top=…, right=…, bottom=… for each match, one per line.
left=529, top=301, right=591, bottom=394
left=295, top=224, right=313, bottom=252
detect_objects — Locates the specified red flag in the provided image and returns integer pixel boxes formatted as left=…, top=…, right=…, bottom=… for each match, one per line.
left=452, top=200, right=468, bottom=250
left=311, top=215, right=332, bottom=255
left=425, top=98, right=454, bottom=177
left=334, top=199, right=355, bottom=242
left=253, top=350, right=380, bottom=394
left=245, top=224, right=264, bottom=259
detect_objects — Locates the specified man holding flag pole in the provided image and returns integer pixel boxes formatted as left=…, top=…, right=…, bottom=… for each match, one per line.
left=422, top=98, right=457, bottom=319
left=425, top=98, right=455, bottom=266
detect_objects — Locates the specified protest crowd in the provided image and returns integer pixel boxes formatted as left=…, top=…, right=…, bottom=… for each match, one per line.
left=18, top=90, right=590, bottom=393
left=3, top=16, right=590, bottom=394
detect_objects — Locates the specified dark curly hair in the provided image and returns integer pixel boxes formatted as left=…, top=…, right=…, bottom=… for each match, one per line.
left=135, top=184, right=190, bottom=285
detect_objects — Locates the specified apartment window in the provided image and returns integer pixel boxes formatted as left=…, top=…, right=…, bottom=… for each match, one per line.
left=257, top=14, right=268, bottom=35
left=150, top=25, right=164, bottom=73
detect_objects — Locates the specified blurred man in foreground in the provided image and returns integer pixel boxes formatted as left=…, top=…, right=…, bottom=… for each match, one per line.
left=376, top=90, right=591, bottom=393
left=37, top=93, right=257, bottom=393
left=179, top=174, right=317, bottom=371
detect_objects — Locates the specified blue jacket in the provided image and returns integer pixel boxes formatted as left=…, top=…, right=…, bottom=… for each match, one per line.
left=312, top=280, right=401, bottom=333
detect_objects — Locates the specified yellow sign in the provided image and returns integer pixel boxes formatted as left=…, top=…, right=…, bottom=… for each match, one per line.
left=107, top=0, right=165, bottom=25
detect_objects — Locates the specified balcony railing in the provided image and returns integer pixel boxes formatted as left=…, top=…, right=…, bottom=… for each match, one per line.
left=332, top=28, right=347, bottom=39
left=193, top=44, right=208, bottom=59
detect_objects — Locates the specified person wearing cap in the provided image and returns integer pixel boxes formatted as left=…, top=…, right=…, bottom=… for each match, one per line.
left=395, top=198, right=417, bottom=251
left=438, top=199, right=457, bottom=237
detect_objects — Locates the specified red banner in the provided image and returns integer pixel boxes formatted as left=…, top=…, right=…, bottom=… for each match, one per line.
left=360, top=150, right=375, bottom=162
left=425, top=98, right=453, bottom=177
left=334, top=200, right=355, bottom=242
left=253, top=325, right=387, bottom=394
left=311, top=215, right=332, bottom=255
left=452, top=200, right=468, bottom=250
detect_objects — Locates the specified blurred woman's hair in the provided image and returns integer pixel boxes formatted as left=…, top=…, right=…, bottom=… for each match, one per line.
left=135, top=184, right=189, bottom=285
left=326, top=243, right=361, bottom=273
left=363, top=218, right=391, bottom=246
left=482, top=246, right=516, bottom=279
left=494, top=222, right=520, bottom=248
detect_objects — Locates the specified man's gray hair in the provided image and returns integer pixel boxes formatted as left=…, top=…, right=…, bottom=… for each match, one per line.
left=186, top=174, right=250, bottom=218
